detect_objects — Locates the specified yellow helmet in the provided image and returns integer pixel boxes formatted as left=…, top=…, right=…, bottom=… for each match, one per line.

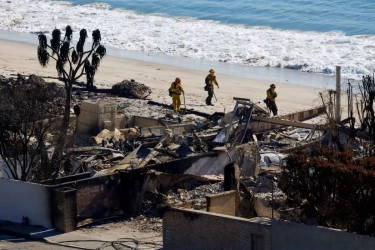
left=209, top=69, right=215, bottom=73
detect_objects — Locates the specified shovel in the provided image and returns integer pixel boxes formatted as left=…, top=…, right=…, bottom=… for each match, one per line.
left=213, top=90, right=217, bottom=102
left=183, top=93, right=187, bottom=113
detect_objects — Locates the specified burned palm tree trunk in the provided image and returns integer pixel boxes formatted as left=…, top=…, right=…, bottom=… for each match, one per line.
left=346, top=81, right=356, bottom=139
left=37, top=26, right=106, bottom=169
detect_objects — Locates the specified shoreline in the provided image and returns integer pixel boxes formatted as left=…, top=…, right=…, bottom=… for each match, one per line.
left=0, top=37, right=326, bottom=116
left=0, top=29, right=340, bottom=90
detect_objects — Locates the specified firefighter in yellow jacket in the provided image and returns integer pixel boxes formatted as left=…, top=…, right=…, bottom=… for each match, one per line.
left=266, top=84, right=278, bottom=116
left=205, top=69, right=219, bottom=106
left=169, top=78, right=184, bottom=112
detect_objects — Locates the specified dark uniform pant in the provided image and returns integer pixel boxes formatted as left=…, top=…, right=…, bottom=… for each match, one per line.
left=206, top=88, right=214, bottom=105
left=268, top=101, right=278, bottom=116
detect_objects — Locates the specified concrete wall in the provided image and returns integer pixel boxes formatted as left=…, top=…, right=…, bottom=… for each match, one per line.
left=206, top=191, right=236, bottom=216
left=76, top=101, right=99, bottom=134
left=0, top=179, right=52, bottom=228
left=272, top=219, right=375, bottom=250
left=163, top=208, right=271, bottom=250
left=98, top=101, right=117, bottom=132
left=77, top=100, right=116, bottom=134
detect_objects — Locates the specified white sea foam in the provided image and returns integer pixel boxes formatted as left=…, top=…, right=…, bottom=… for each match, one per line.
left=1, top=0, right=375, bottom=80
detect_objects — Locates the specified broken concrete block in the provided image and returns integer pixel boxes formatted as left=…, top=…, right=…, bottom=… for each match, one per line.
left=77, top=100, right=117, bottom=134
left=119, top=128, right=139, bottom=140
left=94, top=129, right=122, bottom=144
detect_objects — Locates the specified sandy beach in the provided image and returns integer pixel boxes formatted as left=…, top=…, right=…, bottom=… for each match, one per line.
left=0, top=39, right=325, bottom=116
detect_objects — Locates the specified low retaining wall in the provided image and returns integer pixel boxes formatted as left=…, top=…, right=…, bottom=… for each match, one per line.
left=163, top=208, right=271, bottom=250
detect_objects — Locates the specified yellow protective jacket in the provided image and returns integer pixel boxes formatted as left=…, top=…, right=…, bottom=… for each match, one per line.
left=169, top=82, right=184, bottom=95
left=266, top=88, right=277, bottom=102
left=205, top=74, right=218, bottom=88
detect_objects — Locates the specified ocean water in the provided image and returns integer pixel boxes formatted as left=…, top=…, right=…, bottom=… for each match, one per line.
left=0, top=0, right=375, bottom=81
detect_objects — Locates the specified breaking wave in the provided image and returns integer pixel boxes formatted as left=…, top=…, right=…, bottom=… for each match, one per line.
left=0, top=0, right=375, bottom=80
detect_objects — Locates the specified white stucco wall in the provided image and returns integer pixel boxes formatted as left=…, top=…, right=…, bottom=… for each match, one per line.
left=0, top=179, right=52, bottom=228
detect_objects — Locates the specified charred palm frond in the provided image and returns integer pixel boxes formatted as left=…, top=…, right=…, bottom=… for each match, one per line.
left=85, top=62, right=95, bottom=88
left=56, top=59, right=64, bottom=77
left=79, top=29, right=88, bottom=43
left=59, top=41, right=70, bottom=64
left=38, top=34, right=48, bottom=49
left=51, top=29, right=61, bottom=55
left=84, top=61, right=95, bottom=86
left=92, top=29, right=101, bottom=46
left=64, top=25, right=73, bottom=41
left=77, top=29, right=88, bottom=54
left=96, top=45, right=106, bottom=58
left=92, top=53, right=101, bottom=71
left=84, top=61, right=93, bottom=78
left=37, top=46, right=49, bottom=67
left=76, top=40, right=84, bottom=54
left=87, top=77, right=94, bottom=89
left=72, top=50, right=78, bottom=64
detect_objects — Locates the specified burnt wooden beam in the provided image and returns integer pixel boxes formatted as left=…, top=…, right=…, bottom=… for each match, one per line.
left=251, top=116, right=320, bottom=129
left=147, top=100, right=212, bottom=118
left=72, top=86, right=112, bottom=93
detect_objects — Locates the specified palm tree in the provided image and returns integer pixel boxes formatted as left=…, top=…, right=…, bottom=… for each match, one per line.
left=37, top=25, right=106, bottom=168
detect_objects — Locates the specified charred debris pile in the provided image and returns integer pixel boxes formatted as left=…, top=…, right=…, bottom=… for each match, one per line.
left=60, top=85, right=330, bottom=225
left=3, top=73, right=375, bottom=235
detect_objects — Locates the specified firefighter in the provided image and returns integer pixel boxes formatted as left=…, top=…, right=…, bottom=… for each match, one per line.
left=205, top=69, right=219, bottom=106
left=169, top=77, right=184, bottom=112
left=266, top=84, right=278, bottom=116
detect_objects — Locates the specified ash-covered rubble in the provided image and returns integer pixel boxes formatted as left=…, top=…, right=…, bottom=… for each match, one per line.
left=123, top=182, right=223, bottom=232
left=139, top=172, right=285, bottom=219
left=0, top=73, right=49, bottom=86
left=72, top=88, right=199, bottom=123
left=73, top=91, right=166, bottom=120
left=111, top=79, right=152, bottom=99
left=257, top=127, right=322, bottom=152
left=0, top=73, right=66, bottom=97
left=165, top=182, right=223, bottom=210
left=86, top=123, right=212, bottom=174
left=124, top=183, right=224, bottom=232
left=248, top=174, right=286, bottom=218
left=64, top=147, right=126, bottom=174
left=127, top=214, right=163, bottom=233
